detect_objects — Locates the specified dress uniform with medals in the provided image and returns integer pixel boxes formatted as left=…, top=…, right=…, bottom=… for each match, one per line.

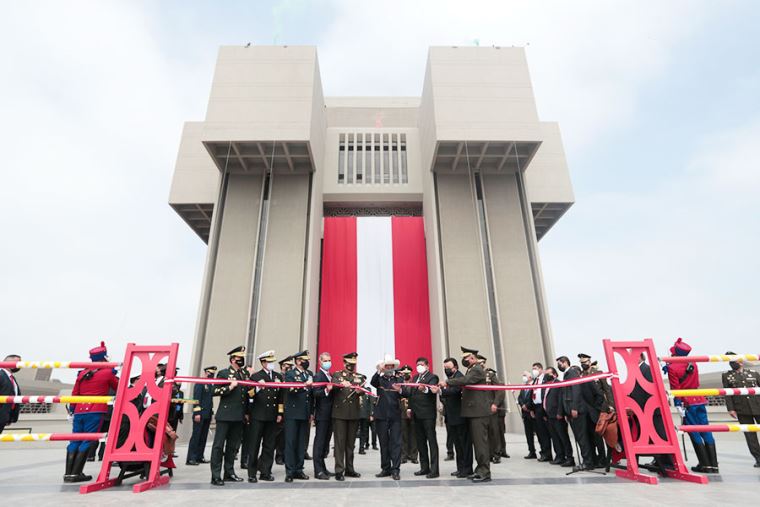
left=722, top=351, right=760, bottom=467
left=398, top=365, right=418, bottom=464
left=331, top=352, right=363, bottom=480
left=478, top=355, right=508, bottom=463
left=210, top=346, right=250, bottom=486
left=246, top=350, right=283, bottom=482
left=187, top=365, right=216, bottom=465
left=275, top=355, right=294, bottom=465
left=283, top=350, right=313, bottom=482
left=444, top=347, right=493, bottom=482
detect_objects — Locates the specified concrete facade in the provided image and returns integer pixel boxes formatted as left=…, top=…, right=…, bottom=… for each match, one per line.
left=169, top=46, right=574, bottom=418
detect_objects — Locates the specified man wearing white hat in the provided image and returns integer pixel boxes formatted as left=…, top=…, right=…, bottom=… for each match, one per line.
left=370, top=355, right=403, bottom=480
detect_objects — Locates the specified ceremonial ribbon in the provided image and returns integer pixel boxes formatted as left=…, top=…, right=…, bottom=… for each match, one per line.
left=171, top=376, right=377, bottom=397
left=670, top=388, right=760, bottom=397
left=659, top=354, right=759, bottom=364
left=0, top=361, right=121, bottom=369
left=395, top=372, right=615, bottom=391
left=0, top=432, right=106, bottom=442
left=679, top=424, right=760, bottom=433
left=0, top=396, right=197, bottom=405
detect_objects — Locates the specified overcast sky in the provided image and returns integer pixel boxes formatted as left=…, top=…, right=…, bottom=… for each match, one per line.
left=1, top=0, right=758, bottom=382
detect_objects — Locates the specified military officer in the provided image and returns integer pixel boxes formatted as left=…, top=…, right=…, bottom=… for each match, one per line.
left=245, top=350, right=283, bottom=482
left=187, top=365, right=217, bottom=465
left=210, top=346, right=250, bottom=486
left=331, top=352, right=363, bottom=481
left=398, top=365, right=418, bottom=464
left=722, top=351, right=760, bottom=467
left=441, top=347, right=493, bottom=482
left=283, top=350, right=313, bottom=482
left=478, top=355, right=508, bottom=463
left=274, top=355, right=294, bottom=465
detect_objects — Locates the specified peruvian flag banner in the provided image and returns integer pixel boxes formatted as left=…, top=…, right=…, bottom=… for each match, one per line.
left=317, top=216, right=432, bottom=377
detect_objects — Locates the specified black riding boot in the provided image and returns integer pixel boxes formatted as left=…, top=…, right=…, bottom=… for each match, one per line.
left=63, top=451, right=77, bottom=482
left=705, top=443, right=719, bottom=473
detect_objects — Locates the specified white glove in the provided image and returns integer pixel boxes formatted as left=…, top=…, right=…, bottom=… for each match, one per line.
left=677, top=406, right=686, bottom=417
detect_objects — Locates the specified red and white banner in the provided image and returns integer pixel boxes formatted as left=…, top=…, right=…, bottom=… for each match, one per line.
left=318, top=216, right=432, bottom=377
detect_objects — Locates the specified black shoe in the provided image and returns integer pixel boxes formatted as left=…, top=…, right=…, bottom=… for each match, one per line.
left=241, top=462, right=248, bottom=469
left=304, top=453, right=312, bottom=460
left=70, top=452, right=92, bottom=482
left=345, top=471, right=361, bottom=478
left=247, top=476, right=257, bottom=483
left=392, top=472, right=400, bottom=480
left=537, top=455, right=552, bottom=462
left=560, top=458, right=576, bottom=468
left=223, top=474, right=243, bottom=482
left=491, top=456, right=501, bottom=464
left=327, top=471, right=336, bottom=477
left=411, top=459, right=418, bottom=464
left=335, top=473, right=345, bottom=481
left=376, top=470, right=392, bottom=478
left=426, top=472, right=439, bottom=479
left=500, top=451, right=510, bottom=458
left=456, top=471, right=471, bottom=478
left=550, top=457, right=564, bottom=465
left=467, top=473, right=476, bottom=479
left=211, top=478, right=225, bottom=486
left=373, top=446, right=379, bottom=450
left=358, top=449, right=366, bottom=455
left=186, top=460, right=200, bottom=466
left=414, top=469, right=430, bottom=476
left=285, top=476, right=293, bottom=483
left=471, top=474, right=491, bottom=483
left=755, top=461, right=760, bottom=468
left=524, top=453, right=537, bottom=459
left=87, top=456, right=95, bottom=462
left=293, top=472, right=309, bottom=480
left=275, top=457, right=284, bottom=465
left=401, top=458, right=408, bottom=464
left=316, top=472, right=330, bottom=480
left=259, top=474, right=274, bottom=481
left=200, top=458, right=209, bottom=463
left=444, top=454, right=455, bottom=461
left=450, top=471, right=459, bottom=476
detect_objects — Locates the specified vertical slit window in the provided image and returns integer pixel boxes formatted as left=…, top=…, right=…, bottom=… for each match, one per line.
left=400, top=134, right=408, bottom=183
left=356, top=133, right=363, bottom=182
left=382, top=133, right=390, bottom=183
left=391, top=134, right=399, bottom=184
left=365, top=133, right=372, bottom=184
left=338, top=134, right=345, bottom=184
left=374, top=134, right=381, bottom=183
left=347, top=133, right=354, bottom=184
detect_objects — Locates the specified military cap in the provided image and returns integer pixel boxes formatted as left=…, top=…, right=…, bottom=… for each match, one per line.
left=227, top=345, right=246, bottom=357
left=257, top=350, right=277, bottom=362
left=578, top=353, right=592, bottom=364
left=343, top=352, right=358, bottom=364
left=460, top=346, right=479, bottom=358
left=477, top=354, right=487, bottom=362
left=399, top=364, right=413, bottom=374
left=203, top=365, right=218, bottom=373
left=279, top=355, right=294, bottom=367
left=293, top=350, right=310, bottom=360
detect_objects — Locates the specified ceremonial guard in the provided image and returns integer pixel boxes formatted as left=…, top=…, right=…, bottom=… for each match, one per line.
left=722, top=351, right=760, bottom=467
left=186, top=365, right=217, bottom=465
left=210, top=345, right=250, bottom=486
left=478, top=355, right=508, bottom=463
left=283, top=350, right=313, bottom=482
left=371, top=355, right=403, bottom=480
left=442, top=347, right=492, bottom=482
left=312, top=351, right=334, bottom=479
left=246, top=350, right=283, bottom=483
left=65, top=342, right=119, bottom=483
left=275, top=355, right=294, bottom=465
left=405, top=356, right=440, bottom=478
left=440, top=357, right=472, bottom=478
left=398, top=365, right=418, bottom=464
left=331, top=351, right=363, bottom=480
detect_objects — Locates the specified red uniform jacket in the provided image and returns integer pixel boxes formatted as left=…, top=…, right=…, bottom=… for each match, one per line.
left=71, top=367, right=119, bottom=414
left=667, top=361, right=706, bottom=406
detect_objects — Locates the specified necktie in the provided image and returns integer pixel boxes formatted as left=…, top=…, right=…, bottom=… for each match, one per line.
left=9, top=373, right=16, bottom=410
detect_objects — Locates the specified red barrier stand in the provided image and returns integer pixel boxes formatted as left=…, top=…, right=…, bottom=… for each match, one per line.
left=603, top=338, right=707, bottom=485
left=80, top=343, right=179, bottom=494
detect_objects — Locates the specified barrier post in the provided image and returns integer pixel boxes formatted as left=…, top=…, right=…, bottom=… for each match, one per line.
left=603, top=338, right=707, bottom=485
left=80, top=343, right=179, bottom=494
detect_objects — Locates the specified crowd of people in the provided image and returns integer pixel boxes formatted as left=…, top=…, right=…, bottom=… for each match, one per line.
left=2, top=336, right=760, bottom=486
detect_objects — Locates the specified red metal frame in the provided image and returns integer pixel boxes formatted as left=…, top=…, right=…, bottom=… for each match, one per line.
left=80, top=343, right=179, bottom=494
left=603, top=338, right=707, bottom=485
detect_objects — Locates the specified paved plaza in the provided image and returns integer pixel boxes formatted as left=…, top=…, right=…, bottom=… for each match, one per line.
left=1, top=429, right=758, bottom=506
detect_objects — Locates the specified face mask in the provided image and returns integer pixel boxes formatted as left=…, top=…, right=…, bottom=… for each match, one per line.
left=545, top=374, right=555, bottom=381
left=322, top=361, right=331, bottom=371
left=206, top=372, right=214, bottom=378
left=10, top=368, right=20, bottom=373
left=730, top=361, right=741, bottom=371
left=521, top=375, right=529, bottom=383
left=557, top=364, right=567, bottom=373
left=345, top=363, right=355, bottom=372
left=266, top=362, right=276, bottom=371
left=300, top=360, right=310, bottom=370
left=462, top=358, right=471, bottom=368
left=383, top=368, right=395, bottom=376
left=403, top=373, right=411, bottom=380
left=234, top=358, right=245, bottom=368
left=444, top=368, right=453, bottom=377
left=581, top=363, right=590, bottom=370
left=416, top=364, right=427, bottom=374
left=531, top=369, right=539, bottom=378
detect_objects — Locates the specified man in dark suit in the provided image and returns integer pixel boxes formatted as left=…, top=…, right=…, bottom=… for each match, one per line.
left=0, top=354, right=22, bottom=434
left=312, top=351, right=334, bottom=479
left=370, top=355, right=404, bottom=480
left=517, top=370, right=537, bottom=459
left=210, top=346, right=250, bottom=486
left=528, top=362, right=553, bottom=462
left=440, top=357, right=472, bottom=478
left=246, top=350, right=283, bottom=483
left=283, top=350, right=313, bottom=482
left=405, top=356, right=440, bottom=478
left=557, top=356, right=594, bottom=470
left=543, top=367, right=574, bottom=467
left=186, top=365, right=217, bottom=465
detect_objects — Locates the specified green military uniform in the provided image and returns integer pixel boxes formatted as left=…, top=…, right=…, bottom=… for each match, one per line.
left=331, top=352, right=363, bottom=479
left=722, top=359, right=760, bottom=465
left=483, top=365, right=508, bottom=460
left=210, top=346, right=250, bottom=485
left=446, top=347, right=493, bottom=482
